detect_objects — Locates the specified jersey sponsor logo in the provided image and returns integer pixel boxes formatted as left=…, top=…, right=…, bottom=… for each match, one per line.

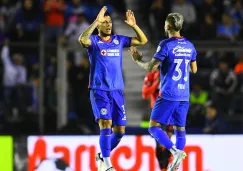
left=100, top=49, right=120, bottom=57
left=113, top=39, right=119, bottom=45
left=100, top=108, right=108, bottom=115
left=172, top=45, right=192, bottom=57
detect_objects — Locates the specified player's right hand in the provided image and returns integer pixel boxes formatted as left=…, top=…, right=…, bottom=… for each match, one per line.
left=128, top=46, right=143, bottom=62
left=96, top=6, right=107, bottom=23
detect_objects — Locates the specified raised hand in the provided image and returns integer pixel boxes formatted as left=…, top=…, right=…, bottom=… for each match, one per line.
left=96, top=6, right=107, bottom=23
left=128, top=46, right=143, bottom=62
left=125, top=10, right=136, bottom=27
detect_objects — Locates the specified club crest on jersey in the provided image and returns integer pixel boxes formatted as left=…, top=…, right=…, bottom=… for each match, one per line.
left=100, top=108, right=107, bottom=115
left=100, top=50, right=107, bottom=56
left=113, top=39, right=119, bottom=45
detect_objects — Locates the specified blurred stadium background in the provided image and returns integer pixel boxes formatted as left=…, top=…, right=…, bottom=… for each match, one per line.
left=0, top=0, right=243, bottom=170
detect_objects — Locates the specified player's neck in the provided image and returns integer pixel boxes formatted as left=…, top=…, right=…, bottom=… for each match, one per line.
left=98, top=33, right=111, bottom=42
left=168, top=32, right=182, bottom=38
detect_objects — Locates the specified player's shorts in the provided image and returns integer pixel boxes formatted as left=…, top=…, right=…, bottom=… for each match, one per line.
left=151, top=97, right=189, bottom=127
left=90, top=89, right=127, bottom=126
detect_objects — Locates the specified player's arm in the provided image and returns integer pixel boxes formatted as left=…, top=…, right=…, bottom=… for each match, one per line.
left=190, top=49, right=197, bottom=74
left=1, top=43, right=13, bottom=67
left=78, top=20, right=98, bottom=48
left=136, top=58, right=160, bottom=72
left=128, top=46, right=160, bottom=72
left=78, top=6, right=107, bottom=48
left=124, top=10, right=148, bottom=46
left=190, top=61, right=197, bottom=74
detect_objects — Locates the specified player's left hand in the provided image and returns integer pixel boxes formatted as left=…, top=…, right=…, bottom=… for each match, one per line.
left=128, top=46, right=143, bottom=62
left=125, top=10, right=136, bottom=27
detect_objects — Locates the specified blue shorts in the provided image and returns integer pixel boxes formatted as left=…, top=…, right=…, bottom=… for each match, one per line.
left=90, top=89, right=127, bottom=126
left=151, top=97, right=189, bottom=127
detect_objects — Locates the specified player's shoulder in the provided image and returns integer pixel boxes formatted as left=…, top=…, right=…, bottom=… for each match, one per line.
left=158, top=38, right=172, bottom=47
left=90, top=34, right=98, bottom=38
left=90, top=34, right=98, bottom=41
left=158, top=38, right=181, bottom=49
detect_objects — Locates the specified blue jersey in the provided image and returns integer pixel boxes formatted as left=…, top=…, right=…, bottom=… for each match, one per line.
left=154, top=37, right=197, bottom=101
left=87, top=34, right=131, bottom=91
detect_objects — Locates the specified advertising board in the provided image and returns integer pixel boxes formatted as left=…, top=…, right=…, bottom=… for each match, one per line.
left=28, top=135, right=243, bottom=171
left=0, top=136, right=13, bottom=171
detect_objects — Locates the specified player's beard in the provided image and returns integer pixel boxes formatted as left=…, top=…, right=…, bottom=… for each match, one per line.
left=100, top=30, right=112, bottom=37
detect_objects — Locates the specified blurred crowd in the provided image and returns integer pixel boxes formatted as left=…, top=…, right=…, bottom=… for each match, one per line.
left=187, top=50, right=243, bottom=133
left=146, top=0, right=243, bottom=44
left=0, top=0, right=243, bottom=135
left=0, top=0, right=116, bottom=43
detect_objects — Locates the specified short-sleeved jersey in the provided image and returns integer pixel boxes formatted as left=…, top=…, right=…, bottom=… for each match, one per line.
left=154, top=37, right=197, bottom=101
left=87, top=34, right=131, bottom=91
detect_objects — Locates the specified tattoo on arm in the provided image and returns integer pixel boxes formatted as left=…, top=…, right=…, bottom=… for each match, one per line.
left=79, top=20, right=99, bottom=48
left=136, top=58, right=160, bottom=72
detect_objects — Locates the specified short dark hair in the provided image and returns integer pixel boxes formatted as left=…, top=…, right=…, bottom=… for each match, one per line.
left=104, top=12, right=111, bottom=17
left=166, top=13, right=184, bottom=32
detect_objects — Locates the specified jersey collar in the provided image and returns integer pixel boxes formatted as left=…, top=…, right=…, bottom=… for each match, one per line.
left=172, top=36, right=184, bottom=39
left=99, top=35, right=112, bottom=42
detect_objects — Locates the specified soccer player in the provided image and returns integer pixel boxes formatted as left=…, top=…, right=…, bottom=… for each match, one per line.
left=78, top=6, right=147, bottom=171
left=141, top=69, right=173, bottom=171
left=129, top=13, right=197, bottom=171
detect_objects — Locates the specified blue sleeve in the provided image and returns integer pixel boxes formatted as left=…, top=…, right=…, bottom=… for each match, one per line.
left=87, top=35, right=96, bottom=50
left=191, top=48, right=197, bottom=62
left=119, top=35, right=132, bottom=48
left=154, top=40, right=168, bottom=61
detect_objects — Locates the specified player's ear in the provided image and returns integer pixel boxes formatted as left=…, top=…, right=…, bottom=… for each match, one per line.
left=167, top=24, right=172, bottom=31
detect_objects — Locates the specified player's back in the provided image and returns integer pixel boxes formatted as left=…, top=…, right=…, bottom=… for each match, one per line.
left=154, top=37, right=197, bottom=101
